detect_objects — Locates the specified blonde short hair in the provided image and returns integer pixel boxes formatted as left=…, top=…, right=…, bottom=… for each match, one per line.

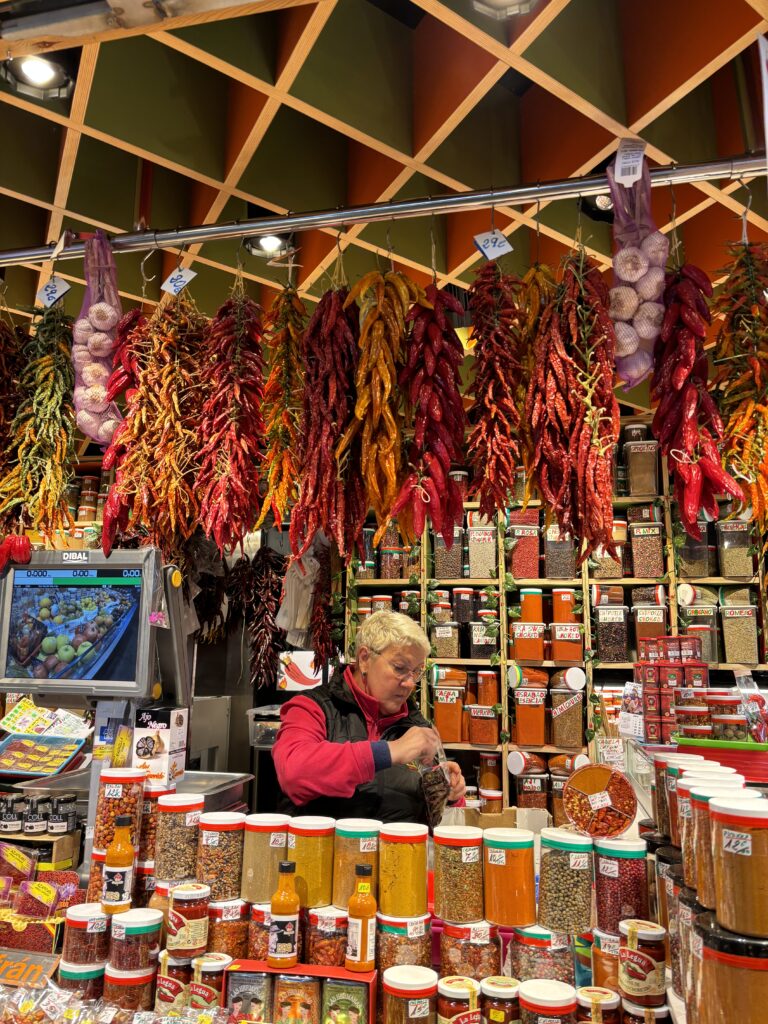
left=354, top=610, right=430, bottom=660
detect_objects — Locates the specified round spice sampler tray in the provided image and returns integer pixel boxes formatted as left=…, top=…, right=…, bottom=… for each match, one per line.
left=562, top=764, right=636, bottom=838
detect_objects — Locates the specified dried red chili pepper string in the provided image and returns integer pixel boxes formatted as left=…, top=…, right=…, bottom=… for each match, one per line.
left=226, top=547, right=286, bottom=689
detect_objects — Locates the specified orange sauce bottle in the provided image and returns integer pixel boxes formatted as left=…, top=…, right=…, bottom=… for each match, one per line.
left=101, top=814, right=135, bottom=916
left=268, top=861, right=300, bottom=969
left=345, top=864, right=377, bottom=972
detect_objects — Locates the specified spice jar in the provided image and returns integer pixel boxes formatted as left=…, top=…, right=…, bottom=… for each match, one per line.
left=716, top=520, right=754, bottom=577
left=287, top=815, right=335, bottom=909
left=481, top=977, right=520, bottom=1024
left=538, top=828, right=593, bottom=934
left=512, top=622, right=546, bottom=661
left=208, top=899, right=249, bottom=959
left=453, top=588, right=475, bottom=623
left=440, top=923, right=501, bottom=981
left=711, top=714, right=750, bottom=740
left=57, top=961, right=106, bottom=1000
left=434, top=687, right=464, bottom=743
left=695, top=910, right=768, bottom=1024
left=196, top=811, right=245, bottom=901
left=478, top=752, right=501, bottom=791
left=595, top=606, right=629, bottom=663
left=483, top=828, right=535, bottom=928
left=468, top=705, right=499, bottom=746
left=551, top=776, right=568, bottom=827
left=103, top=965, right=156, bottom=1011
left=553, top=588, right=579, bottom=624
left=372, top=594, right=393, bottom=613
left=382, top=965, right=438, bottom=1024
left=380, top=823, right=428, bottom=917
left=433, top=826, right=483, bottom=924
left=433, top=601, right=453, bottom=624
left=514, top=687, right=547, bottom=746
left=710, top=796, right=768, bottom=937
left=545, top=526, right=577, bottom=579
left=594, top=838, right=649, bottom=934
left=94, top=767, right=147, bottom=850
left=332, top=818, right=380, bottom=910
left=520, top=588, right=544, bottom=622
left=247, top=903, right=270, bottom=959
left=108, top=907, right=162, bottom=970
left=506, top=525, right=539, bottom=578
left=642, top=832, right=668, bottom=929
left=135, top=861, right=156, bottom=909
left=575, top=987, right=620, bottom=1023
left=665, top=756, right=709, bottom=847
left=678, top=771, right=743, bottom=888
left=518, top=979, right=577, bottom=1024
left=677, top=886, right=704, bottom=1012
left=189, top=951, right=232, bottom=1009
left=477, top=670, right=499, bottom=706
left=241, top=812, right=289, bottom=905
left=629, top=524, right=664, bottom=579
left=155, top=793, right=204, bottom=882
left=305, top=906, right=347, bottom=967
left=438, top=976, right=481, bottom=1021
left=470, top=619, right=498, bottom=658
left=376, top=913, right=432, bottom=999
left=432, top=622, right=460, bottom=659
left=621, top=1001, right=669, bottom=1023
left=624, top=440, right=659, bottom=495
left=551, top=676, right=585, bottom=749
left=139, top=784, right=175, bottom=862
left=720, top=606, right=760, bottom=664
left=516, top=773, right=548, bottom=810
left=62, top=903, right=110, bottom=964
left=509, top=926, right=575, bottom=985
left=618, top=920, right=666, bottom=1008
left=591, top=929, right=619, bottom=992
left=691, top=785, right=753, bottom=910
left=166, top=882, right=211, bottom=957
left=552, top=623, right=583, bottom=663
left=155, top=951, right=193, bottom=1013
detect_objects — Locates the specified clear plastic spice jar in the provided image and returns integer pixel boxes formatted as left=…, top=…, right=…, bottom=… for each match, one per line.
left=377, top=912, right=432, bottom=1000
left=594, top=838, right=649, bottom=935
left=716, top=520, right=754, bottom=577
left=479, top=752, right=502, bottom=790
left=108, top=907, right=163, bottom=970
left=87, top=849, right=107, bottom=903
left=440, top=922, right=501, bottom=981
left=94, top=767, right=147, bottom=850
left=196, top=811, right=246, bottom=901
left=103, top=965, right=156, bottom=1011
left=208, top=898, right=249, bottom=959
left=481, top=976, right=520, bottom=1024
left=434, top=528, right=464, bottom=578
left=382, top=965, right=438, bottom=1024
left=380, top=823, right=428, bottom=917
left=629, top=523, right=664, bottom=579
left=62, top=903, right=110, bottom=964
left=595, top=606, right=629, bottom=663
left=469, top=526, right=498, bottom=578
left=511, top=622, right=546, bottom=661
left=678, top=770, right=743, bottom=888
left=677, top=887, right=704, bottom=1019
left=453, top=588, right=475, bottom=623
left=575, top=987, right=620, bottom=1023
left=306, top=906, right=348, bottom=966
left=710, top=796, right=768, bottom=938
left=591, top=929, right=619, bottom=992
left=509, top=926, right=575, bottom=985
left=247, top=903, right=271, bottom=960
left=241, top=812, right=289, bottom=905
left=618, top=920, right=666, bottom=1008
left=434, top=686, right=464, bottom=743
left=514, top=687, right=547, bottom=746
left=166, top=881, right=211, bottom=957
left=433, top=826, right=483, bottom=924
left=694, top=911, right=768, bottom=1024
left=711, top=713, right=750, bottom=741
left=57, top=961, right=106, bottom=1000
left=720, top=606, right=760, bottom=665
left=551, top=776, right=568, bottom=827
left=155, top=793, right=204, bottom=882
left=507, top=525, right=539, bottom=579
left=545, top=526, right=577, bottom=579
left=470, top=619, right=498, bottom=658
left=431, top=622, right=460, bottom=659
left=468, top=705, right=499, bottom=745
left=155, top=951, right=193, bottom=1013
left=516, top=773, right=549, bottom=810
left=538, top=828, right=593, bottom=934
left=483, top=828, right=535, bottom=928
left=332, top=818, right=380, bottom=910
left=519, top=979, right=577, bottom=1024
left=691, top=785, right=752, bottom=910
left=553, top=588, right=579, bottom=624
left=135, top=861, right=156, bottom=909
left=139, top=784, right=175, bottom=862
left=551, top=677, right=585, bottom=749
left=287, top=815, right=335, bottom=909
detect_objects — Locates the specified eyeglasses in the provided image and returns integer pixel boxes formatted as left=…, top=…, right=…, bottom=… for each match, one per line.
left=381, top=656, right=426, bottom=683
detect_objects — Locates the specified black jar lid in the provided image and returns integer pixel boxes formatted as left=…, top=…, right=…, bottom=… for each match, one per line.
left=656, top=845, right=683, bottom=865
left=644, top=832, right=671, bottom=855
left=694, top=911, right=768, bottom=960
left=678, top=885, right=705, bottom=913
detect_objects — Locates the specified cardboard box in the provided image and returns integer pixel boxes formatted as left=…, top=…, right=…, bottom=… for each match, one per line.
left=0, top=831, right=81, bottom=868
left=226, top=961, right=376, bottom=1024
left=131, top=747, right=185, bottom=788
left=133, top=706, right=188, bottom=754
left=0, top=916, right=63, bottom=955
left=0, top=949, right=59, bottom=988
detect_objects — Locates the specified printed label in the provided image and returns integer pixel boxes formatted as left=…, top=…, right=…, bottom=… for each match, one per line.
left=317, top=913, right=338, bottom=933
left=185, top=811, right=201, bottom=827
left=434, top=626, right=453, bottom=639
left=723, top=607, right=755, bottom=618
left=87, top=917, right=108, bottom=934
left=437, top=1012, right=481, bottom=1024
left=488, top=848, right=506, bottom=866
left=588, top=791, right=612, bottom=810
left=360, top=836, right=378, bottom=852
left=637, top=608, right=664, bottom=622
left=632, top=526, right=661, bottom=536
left=551, top=693, right=582, bottom=719
left=598, top=608, right=624, bottom=623
left=104, top=784, right=123, bottom=799
left=679, top=797, right=692, bottom=821
left=723, top=828, right=752, bottom=856
left=408, top=1000, right=430, bottom=1019
left=167, top=908, right=208, bottom=952
left=599, top=857, right=620, bottom=878
left=461, top=847, right=480, bottom=864
left=269, top=832, right=287, bottom=848
left=346, top=917, right=375, bottom=964
left=189, top=981, right=218, bottom=1010
left=268, top=913, right=299, bottom=960
left=202, top=831, right=219, bottom=847
left=619, top=947, right=664, bottom=999
left=101, top=864, right=133, bottom=907
left=155, top=975, right=187, bottom=1012
left=407, top=919, right=426, bottom=938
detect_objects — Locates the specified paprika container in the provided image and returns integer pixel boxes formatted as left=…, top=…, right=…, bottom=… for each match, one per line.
left=379, top=823, right=428, bottom=918
left=691, top=784, right=754, bottom=910
left=196, top=811, right=245, bottom=902
left=511, top=622, right=546, bottom=661
left=514, top=687, right=547, bottom=746
left=468, top=704, right=499, bottom=746
left=109, top=908, right=163, bottom=971
left=538, top=828, right=593, bottom=934
left=594, top=838, right=649, bottom=934
left=286, top=815, right=335, bottom=909
left=433, top=825, right=483, bottom=924
left=103, top=965, right=156, bottom=1011
left=695, top=910, right=768, bottom=1024
left=545, top=526, right=577, bottom=579
left=575, top=987, right=620, bottom=1023
left=433, top=687, right=464, bottom=743
left=506, top=524, right=539, bottom=579
left=552, top=588, right=579, bottom=623
left=618, top=919, right=666, bottom=1008
left=665, top=755, right=708, bottom=846
left=241, top=812, right=289, bottom=905
left=520, top=588, right=544, bottom=622
left=381, top=965, right=438, bottom=1023
left=483, top=828, right=536, bottom=928
left=710, top=796, right=768, bottom=937
left=716, top=520, right=754, bottom=577
left=510, top=925, right=575, bottom=985
left=57, top=962, right=105, bottom=1001
left=332, top=817, right=380, bottom=910
left=551, top=623, right=583, bottom=664
left=518, top=979, right=577, bottom=1023
left=678, top=770, right=742, bottom=888
left=479, top=751, right=502, bottom=790
left=477, top=670, right=499, bottom=706
left=207, top=899, right=249, bottom=959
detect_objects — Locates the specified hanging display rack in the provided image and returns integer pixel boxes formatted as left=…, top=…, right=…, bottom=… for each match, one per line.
left=0, top=153, right=764, bottom=268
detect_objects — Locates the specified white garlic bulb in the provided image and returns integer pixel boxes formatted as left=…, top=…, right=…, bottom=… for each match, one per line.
left=640, top=230, right=670, bottom=268
left=613, top=246, right=650, bottom=283
left=609, top=286, right=640, bottom=322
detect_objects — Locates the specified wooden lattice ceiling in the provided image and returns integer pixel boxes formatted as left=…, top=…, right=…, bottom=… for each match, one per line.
left=1, top=0, right=767, bottom=339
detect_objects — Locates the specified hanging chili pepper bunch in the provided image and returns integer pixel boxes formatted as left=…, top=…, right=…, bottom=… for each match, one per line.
left=255, top=286, right=307, bottom=530
left=309, top=540, right=337, bottom=670
left=106, top=308, right=149, bottom=403
left=517, top=265, right=556, bottom=504
left=337, top=270, right=423, bottom=544
left=0, top=304, right=76, bottom=538
left=651, top=263, right=743, bottom=537
left=102, top=297, right=209, bottom=561
left=525, top=248, right=620, bottom=563
left=390, top=284, right=467, bottom=544
left=710, top=243, right=768, bottom=535
left=290, top=285, right=364, bottom=561
left=0, top=318, right=26, bottom=533
left=466, top=261, right=525, bottom=518
left=226, top=547, right=286, bottom=689
left=196, top=283, right=266, bottom=555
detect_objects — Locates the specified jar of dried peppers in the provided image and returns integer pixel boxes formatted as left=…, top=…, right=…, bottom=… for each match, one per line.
left=208, top=898, right=249, bottom=959
left=433, top=826, right=483, bottom=924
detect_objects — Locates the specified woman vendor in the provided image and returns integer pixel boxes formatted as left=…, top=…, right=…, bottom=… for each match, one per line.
left=273, top=610, right=466, bottom=823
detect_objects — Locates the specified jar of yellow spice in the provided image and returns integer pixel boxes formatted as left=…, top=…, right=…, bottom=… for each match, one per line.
left=379, top=823, right=428, bottom=918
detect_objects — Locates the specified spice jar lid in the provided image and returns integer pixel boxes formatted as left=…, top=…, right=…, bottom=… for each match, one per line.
left=376, top=912, right=430, bottom=932
left=199, top=811, right=246, bottom=831
left=695, top=909, right=768, bottom=960
left=382, top=966, right=438, bottom=997
left=381, top=823, right=428, bottom=842
left=157, top=793, right=205, bottom=812
left=250, top=903, right=271, bottom=922
left=437, top=976, right=481, bottom=999
left=433, top=825, right=483, bottom=847
left=137, top=861, right=155, bottom=875
left=672, top=705, right=709, bottom=717
left=681, top=725, right=712, bottom=735
left=558, top=666, right=587, bottom=691
left=479, top=752, right=499, bottom=762
left=244, top=813, right=290, bottom=832
left=111, top=909, right=163, bottom=935
left=484, top=827, right=534, bottom=849
left=99, top=768, right=147, bottom=783
left=513, top=926, right=565, bottom=948
left=690, top=784, right=753, bottom=806
left=171, top=883, right=211, bottom=902
left=335, top=818, right=382, bottom=837
left=443, top=922, right=498, bottom=942
left=618, top=919, right=666, bottom=941
left=576, top=987, right=620, bottom=1010
left=710, top=796, right=768, bottom=823
left=191, top=953, right=233, bottom=975
left=308, top=906, right=348, bottom=927
left=678, top=772, right=744, bottom=796
left=520, top=587, right=543, bottom=595
left=288, top=815, right=336, bottom=836
left=104, top=965, right=157, bottom=983
left=711, top=713, right=748, bottom=722
left=59, top=962, right=106, bottom=980
left=209, top=899, right=248, bottom=920
left=519, top=979, right=577, bottom=1012
left=593, top=837, right=647, bottom=857
left=621, top=1000, right=669, bottom=1019
left=91, top=849, right=107, bottom=863
left=480, top=977, right=520, bottom=999
left=65, top=902, right=108, bottom=926
left=541, top=827, right=593, bottom=851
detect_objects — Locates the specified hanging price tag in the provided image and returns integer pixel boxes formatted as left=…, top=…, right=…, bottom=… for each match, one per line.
left=161, top=267, right=197, bottom=295
left=473, top=228, right=513, bottom=259
left=614, top=138, right=647, bottom=187
left=36, top=275, right=70, bottom=308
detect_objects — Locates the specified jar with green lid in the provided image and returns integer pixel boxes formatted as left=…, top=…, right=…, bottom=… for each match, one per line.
left=538, top=828, right=593, bottom=934
left=332, top=817, right=381, bottom=910
left=376, top=912, right=432, bottom=1007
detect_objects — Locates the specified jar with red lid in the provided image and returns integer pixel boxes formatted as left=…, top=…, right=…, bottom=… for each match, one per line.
left=673, top=705, right=711, bottom=727
left=94, top=767, right=147, bottom=850
left=621, top=1000, right=669, bottom=1023
left=480, top=976, right=519, bottom=1024
left=196, top=811, right=246, bottom=901
left=552, top=588, right=578, bottom=624
left=247, top=902, right=271, bottom=959
left=575, top=986, right=620, bottom=1023
left=438, top=976, right=481, bottom=1022
left=189, top=952, right=233, bottom=1009
left=166, top=882, right=211, bottom=957
left=208, top=898, right=249, bottom=959
left=518, top=979, right=577, bottom=1023
left=306, top=906, right=348, bottom=966
left=440, top=922, right=501, bottom=980
left=618, top=920, right=666, bottom=1007
left=155, top=950, right=193, bottom=1013
left=62, top=903, right=110, bottom=964
left=57, top=961, right=105, bottom=1000
left=103, top=964, right=156, bottom=1011
left=382, top=965, right=438, bottom=1023
left=109, top=907, right=163, bottom=969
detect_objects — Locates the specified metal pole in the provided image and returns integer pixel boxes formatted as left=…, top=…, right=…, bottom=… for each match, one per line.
left=0, top=153, right=764, bottom=269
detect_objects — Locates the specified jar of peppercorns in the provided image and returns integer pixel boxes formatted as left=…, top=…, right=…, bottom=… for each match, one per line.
left=62, top=903, right=110, bottom=965
left=155, top=794, right=204, bottom=882
left=94, top=767, right=147, bottom=850
left=208, top=899, right=249, bottom=959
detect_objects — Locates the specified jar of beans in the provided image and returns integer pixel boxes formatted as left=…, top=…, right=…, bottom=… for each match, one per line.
left=196, top=811, right=246, bottom=901
left=594, top=838, right=649, bottom=934
left=155, top=793, right=204, bottom=882
left=306, top=906, right=348, bottom=967
left=57, top=961, right=106, bottom=1000
left=109, top=908, right=163, bottom=970
left=433, top=826, right=483, bottom=924
left=139, top=784, right=175, bottom=862
left=103, top=965, right=156, bottom=1011
left=595, top=606, right=629, bottom=663
left=440, top=922, right=501, bottom=981
left=508, top=925, right=575, bottom=985
left=453, top=588, right=475, bottom=623
left=208, top=899, right=249, bottom=959
left=247, top=903, right=271, bottom=960
left=62, top=903, right=110, bottom=964
left=87, top=849, right=107, bottom=903
left=518, top=979, right=577, bottom=1024
left=538, top=828, right=593, bottom=934
left=431, top=622, right=460, bottom=659
left=94, top=767, right=147, bottom=850
left=545, top=526, right=577, bottom=579
left=434, top=528, right=464, bottom=578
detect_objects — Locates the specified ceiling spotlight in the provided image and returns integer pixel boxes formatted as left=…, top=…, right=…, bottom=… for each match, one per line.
left=0, top=55, right=73, bottom=100
left=258, top=235, right=285, bottom=254
left=595, top=194, right=614, bottom=211
left=472, top=0, right=540, bottom=19
left=244, top=233, right=297, bottom=265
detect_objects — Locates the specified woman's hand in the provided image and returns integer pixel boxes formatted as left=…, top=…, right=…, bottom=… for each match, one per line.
left=388, top=726, right=439, bottom=766
left=445, top=760, right=466, bottom=803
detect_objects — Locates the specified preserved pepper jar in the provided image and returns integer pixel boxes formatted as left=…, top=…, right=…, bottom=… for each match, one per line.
left=166, top=882, right=211, bottom=957
left=247, top=903, right=271, bottom=960
left=382, top=965, right=438, bottom=1024
left=103, top=964, right=156, bottom=1011
left=155, top=793, right=204, bottom=882
left=433, top=826, right=483, bottom=924
left=57, top=961, right=106, bottom=1000
left=594, top=838, right=649, bottom=934
left=621, top=1001, right=669, bottom=1023
left=440, top=923, right=501, bottom=981
left=189, top=951, right=232, bottom=1009
left=287, top=815, right=335, bottom=909
left=62, top=903, right=110, bottom=965
left=148, top=880, right=174, bottom=943
left=591, top=929, right=619, bottom=992
left=306, top=906, right=348, bottom=967
left=94, top=767, right=147, bottom=850
left=483, top=828, right=535, bottom=928
left=208, top=899, right=249, bottom=959
left=509, top=926, right=575, bottom=986
left=108, top=908, right=163, bottom=970
left=710, top=796, right=768, bottom=938
left=518, top=979, right=577, bottom=1024
left=538, top=829, right=593, bottom=934
left=139, top=784, right=175, bottom=862
left=438, top=976, right=481, bottom=1021
left=514, top=687, right=547, bottom=746
left=575, top=987, right=620, bottom=1023
left=481, top=977, right=520, bottom=1024
left=380, top=823, right=428, bottom=917
left=332, top=818, right=381, bottom=910
left=618, top=920, right=666, bottom=1008
left=241, top=813, right=289, bottom=905
left=155, top=950, right=193, bottom=1013
left=196, top=811, right=246, bottom=902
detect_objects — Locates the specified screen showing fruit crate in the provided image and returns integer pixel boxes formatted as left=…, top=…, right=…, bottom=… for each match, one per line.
left=4, top=568, right=141, bottom=683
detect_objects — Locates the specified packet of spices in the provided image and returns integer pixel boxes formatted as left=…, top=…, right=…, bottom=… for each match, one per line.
left=419, top=734, right=452, bottom=831
left=321, top=979, right=368, bottom=1024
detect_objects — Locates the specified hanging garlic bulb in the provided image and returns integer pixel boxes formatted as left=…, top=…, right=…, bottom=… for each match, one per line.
left=615, top=321, right=640, bottom=356
left=609, top=286, right=640, bottom=322
left=613, top=246, right=649, bottom=283
left=640, top=231, right=670, bottom=268
left=635, top=266, right=665, bottom=302
left=634, top=301, right=665, bottom=340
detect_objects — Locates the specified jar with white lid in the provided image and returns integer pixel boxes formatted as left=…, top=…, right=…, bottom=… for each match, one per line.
left=618, top=919, right=666, bottom=1008
left=594, top=837, right=649, bottom=934
left=62, top=903, right=110, bottom=964
left=382, top=965, right=438, bottom=1023
left=241, top=812, right=289, bottom=904
left=196, top=811, right=246, bottom=901
left=108, top=907, right=163, bottom=970
left=691, top=785, right=756, bottom=909
left=439, top=922, right=501, bottom=981
left=480, top=976, right=520, bottom=1024
left=380, top=822, right=428, bottom=917
left=208, top=898, right=249, bottom=959
left=538, top=828, right=593, bottom=934
left=103, top=964, right=156, bottom=1011
left=306, top=906, right=348, bottom=967
left=433, top=825, right=483, bottom=923
left=519, top=979, right=577, bottom=1023
left=438, top=976, right=481, bottom=1022
left=710, top=796, right=768, bottom=937
left=332, top=817, right=381, bottom=910
left=57, top=961, right=105, bottom=1001
left=155, top=793, right=204, bottom=881
left=287, top=815, right=336, bottom=909
left=189, top=951, right=233, bottom=1009
left=678, top=770, right=742, bottom=887
left=575, top=986, right=620, bottom=1023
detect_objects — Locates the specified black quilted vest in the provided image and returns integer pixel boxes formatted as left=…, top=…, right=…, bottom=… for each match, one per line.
left=277, top=669, right=431, bottom=823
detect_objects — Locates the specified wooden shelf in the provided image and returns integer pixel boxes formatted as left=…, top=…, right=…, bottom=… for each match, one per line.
left=431, top=658, right=495, bottom=666
left=592, top=662, right=635, bottom=670
left=678, top=576, right=758, bottom=585
left=513, top=660, right=586, bottom=669
left=443, top=742, right=501, bottom=751
left=508, top=579, right=583, bottom=588
left=514, top=744, right=588, bottom=754
left=432, top=578, right=497, bottom=586
left=612, top=495, right=660, bottom=506
left=587, top=577, right=669, bottom=586
left=354, top=578, right=417, bottom=587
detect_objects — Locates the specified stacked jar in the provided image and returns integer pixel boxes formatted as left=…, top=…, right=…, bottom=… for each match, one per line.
left=62, top=903, right=110, bottom=965
left=691, top=784, right=755, bottom=910
left=379, top=823, right=428, bottom=918
left=139, top=784, right=175, bottom=863
left=332, top=818, right=381, bottom=910
left=196, top=812, right=246, bottom=901
left=108, top=908, right=163, bottom=970
left=433, top=826, right=483, bottom=924
left=678, top=768, right=743, bottom=889
left=94, top=767, right=147, bottom=852
left=710, top=795, right=768, bottom=938
left=57, top=962, right=106, bottom=1000
left=483, top=828, right=535, bottom=928
left=509, top=926, right=575, bottom=986
left=618, top=919, right=667, bottom=1009
left=381, top=966, right=438, bottom=1023
left=538, top=828, right=593, bottom=934
left=376, top=912, right=432, bottom=1010
left=594, top=838, right=649, bottom=934
left=241, top=813, right=289, bottom=905
left=155, top=793, right=204, bottom=883
left=518, top=979, right=577, bottom=1024
left=207, top=899, right=249, bottom=959
left=287, top=816, right=335, bottom=909
left=440, top=922, right=501, bottom=981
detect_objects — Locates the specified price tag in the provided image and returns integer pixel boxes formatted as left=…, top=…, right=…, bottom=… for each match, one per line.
left=723, top=828, right=752, bottom=856
left=186, top=810, right=201, bottom=827
left=588, top=791, right=612, bottom=810
left=569, top=853, right=590, bottom=870
left=473, top=228, right=513, bottom=259
left=104, top=784, right=123, bottom=799
left=461, top=847, right=480, bottom=864
left=85, top=825, right=95, bottom=841
left=360, top=836, right=378, bottom=853
left=408, top=1000, right=430, bottom=1018
left=614, top=138, right=647, bottom=186
left=599, top=857, right=619, bottom=878
left=470, top=924, right=490, bottom=944
left=407, top=919, right=426, bottom=938
left=288, top=833, right=296, bottom=849
left=36, top=275, right=71, bottom=308
left=270, top=832, right=287, bottom=848
left=161, top=267, right=197, bottom=296
left=87, top=917, right=108, bottom=933
left=202, top=831, right=220, bottom=847
left=488, top=848, right=506, bottom=866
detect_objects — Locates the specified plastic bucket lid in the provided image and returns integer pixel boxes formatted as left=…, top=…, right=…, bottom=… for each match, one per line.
left=594, top=837, right=647, bottom=857
left=382, top=966, right=438, bottom=997
left=710, top=797, right=768, bottom=823
left=100, top=768, right=147, bottom=783
left=59, top=962, right=106, bottom=979
left=158, top=793, right=204, bottom=812
left=381, top=823, right=428, bottom=842
left=105, top=965, right=156, bottom=983
left=111, top=909, right=163, bottom=935
left=519, top=979, right=577, bottom=1012
left=541, top=827, right=592, bottom=851
left=690, top=785, right=755, bottom=806
left=199, top=811, right=246, bottom=831
left=65, top=903, right=108, bottom=925
left=484, top=828, right=534, bottom=848
left=433, top=826, right=482, bottom=846
left=335, top=818, right=382, bottom=837
left=245, top=813, right=290, bottom=832
left=288, top=815, right=336, bottom=835
left=621, top=1000, right=669, bottom=1019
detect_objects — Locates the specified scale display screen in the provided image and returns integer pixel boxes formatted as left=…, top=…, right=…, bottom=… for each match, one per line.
left=4, top=567, right=142, bottom=684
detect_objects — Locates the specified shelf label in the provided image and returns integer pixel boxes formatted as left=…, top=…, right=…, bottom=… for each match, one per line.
left=161, top=267, right=197, bottom=295
left=36, top=275, right=70, bottom=308
left=473, top=228, right=513, bottom=259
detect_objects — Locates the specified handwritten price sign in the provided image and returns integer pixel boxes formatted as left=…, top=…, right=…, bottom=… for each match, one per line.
left=473, top=228, right=513, bottom=259
left=35, top=275, right=70, bottom=308
left=161, top=267, right=197, bottom=295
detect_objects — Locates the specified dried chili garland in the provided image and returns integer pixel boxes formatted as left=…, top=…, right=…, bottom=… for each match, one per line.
left=0, top=304, right=76, bottom=537
left=196, top=284, right=266, bottom=555
left=226, top=547, right=286, bottom=689
left=255, top=286, right=307, bottom=530
left=106, top=308, right=148, bottom=402
left=518, top=265, right=556, bottom=504
left=0, top=319, right=26, bottom=532
left=309, top=541, right=336, bottom=670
